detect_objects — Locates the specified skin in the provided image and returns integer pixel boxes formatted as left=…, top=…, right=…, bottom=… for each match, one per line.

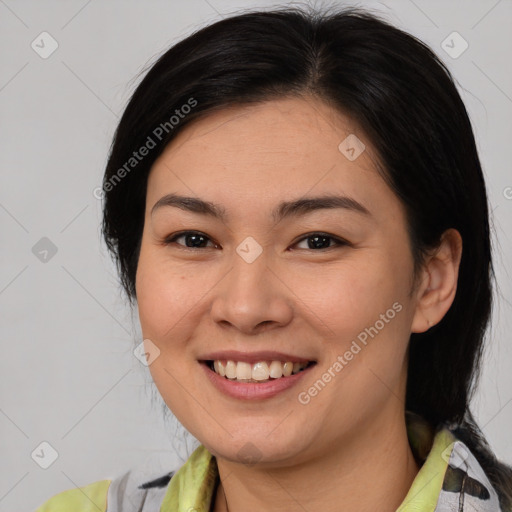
left=135, top=95, right=462, bottom=512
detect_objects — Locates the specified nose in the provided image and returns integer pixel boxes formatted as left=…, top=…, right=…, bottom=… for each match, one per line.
left=209, top=247, right=294, bottom=335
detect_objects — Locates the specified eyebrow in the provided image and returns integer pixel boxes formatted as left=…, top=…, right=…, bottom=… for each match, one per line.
left=151, top=193, right=371, bottom=223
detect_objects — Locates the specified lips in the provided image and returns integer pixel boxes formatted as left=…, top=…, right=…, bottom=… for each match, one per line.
left=200, top=357, right=316, bottom=400
left=197, top=350, right=317, bottom=398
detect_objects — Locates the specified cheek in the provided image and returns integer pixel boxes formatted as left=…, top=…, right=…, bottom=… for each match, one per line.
left=299, top=255, right=412, bottom=369
left=135, top=252, right=197, bottom=341
left=300, top=259, right=400, bottom=328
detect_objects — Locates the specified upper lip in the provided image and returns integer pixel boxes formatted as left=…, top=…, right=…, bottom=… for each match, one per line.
left=198, top=350, right=316, bottom=364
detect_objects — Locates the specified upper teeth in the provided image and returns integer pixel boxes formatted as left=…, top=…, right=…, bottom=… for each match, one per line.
left=212, top=360, right=310, bottom=381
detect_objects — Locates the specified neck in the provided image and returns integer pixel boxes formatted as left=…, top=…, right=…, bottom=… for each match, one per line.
left=213, top=408, right=421, bottom=512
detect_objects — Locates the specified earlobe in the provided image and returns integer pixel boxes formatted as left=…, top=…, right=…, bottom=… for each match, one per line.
left=411, top=228, right=463, bottom=333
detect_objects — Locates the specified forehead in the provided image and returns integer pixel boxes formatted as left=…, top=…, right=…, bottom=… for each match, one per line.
left=155, top=96, right=365, bottom=170
left=146, top=96, right=395, bottom=220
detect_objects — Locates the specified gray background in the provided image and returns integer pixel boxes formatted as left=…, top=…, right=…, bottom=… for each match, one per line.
left=0, top=0, right=511, bottom=510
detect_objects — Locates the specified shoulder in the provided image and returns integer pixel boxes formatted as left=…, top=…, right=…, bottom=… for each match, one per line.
left=35, top=469, right=175, bottom=511
left=35, top=479, right=111, bottom=511
left=34, top=446, right=211, bottom=511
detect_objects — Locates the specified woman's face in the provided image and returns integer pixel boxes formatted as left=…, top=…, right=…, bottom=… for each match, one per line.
left=136, top=96, right=422, bottom=466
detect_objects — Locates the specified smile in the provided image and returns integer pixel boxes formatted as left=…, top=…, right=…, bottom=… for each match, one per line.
left=199, top=358, right=317, bottom=400
left=207, top=359, right=316, bottom=383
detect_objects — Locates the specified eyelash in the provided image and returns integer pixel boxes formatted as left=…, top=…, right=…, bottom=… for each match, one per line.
left=162, top=230, right=349, bottom=251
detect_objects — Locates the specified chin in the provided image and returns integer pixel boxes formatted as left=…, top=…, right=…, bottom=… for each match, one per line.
left=202, top=432, right=309, bottom=467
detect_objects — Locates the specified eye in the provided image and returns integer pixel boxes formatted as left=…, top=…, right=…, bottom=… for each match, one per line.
left=163, top=230, right=218, bottom=249
left=292, top=232, right=349, bottom=250
left=163, top=230, right=348, bottom=251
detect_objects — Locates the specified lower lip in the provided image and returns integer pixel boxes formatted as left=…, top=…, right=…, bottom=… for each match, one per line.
left=200, top=362, right=315, bottom=400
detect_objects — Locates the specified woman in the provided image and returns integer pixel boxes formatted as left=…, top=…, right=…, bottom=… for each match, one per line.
left=36, top=5, right=512, bottom=511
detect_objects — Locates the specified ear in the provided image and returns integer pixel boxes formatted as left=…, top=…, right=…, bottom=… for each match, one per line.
left=411, top=228, right=463, bottom=333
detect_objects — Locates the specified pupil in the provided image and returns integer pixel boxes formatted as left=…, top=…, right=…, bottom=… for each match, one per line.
left=187, top=234, right=207, bottom=247
left=309, top=235, right=330, bottom=249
